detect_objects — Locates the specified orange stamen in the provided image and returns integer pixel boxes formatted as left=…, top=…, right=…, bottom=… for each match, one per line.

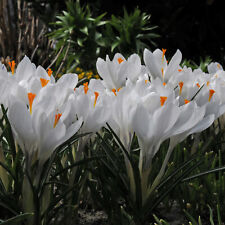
left=162, top=48, right=167, bottom=61
left=184, top=99, right=190, bottom=104
left=208, top=89, right=215, bottom=102
left=161, top=68, right=164, bottom=76
left=112, top=88, right=117, bottom=96
left=117, top=58, right=124, bottom=64
left=178, top=69, right=182, bottom=72
left=196, top=83, right=200, bottom=88
left=217, top=64, right=221, bottom=69
left=163, top=82, right=166, bottom=86
left=117, top=88, right=121, bottom=92
left=40, top=78, right=49, bottom=87
left=179, top=81, right=184, bottom=95
left=207, top=81, right=210, bottom=86
left=27, top=93, right=36, bottom=114
left=160, top=96, right=167, bottom=106
left=47, top=68, right=53, bottom=77
left=8, top=61, right=16, bottom=74
left=94, top=92, right=99, bottom=107
left=83, top=82, right=89, bottom=94
left=54, top=113, right=62, bottom=128
left=145, top=80, right=148, bottom=84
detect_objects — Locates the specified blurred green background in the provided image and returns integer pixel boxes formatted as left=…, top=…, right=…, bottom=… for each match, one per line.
left=1, top=0, right=224, bottom=74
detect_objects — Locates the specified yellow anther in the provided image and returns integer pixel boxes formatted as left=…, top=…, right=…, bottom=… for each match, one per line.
left=184, top=99, right=190, bottom=104
left=207, top=81, right=210, bottom=86
left=28, top=93, right=36, bottom=114
left=54, top=113, right=62, bottom=128
left=40, top=78, right=49, bottom=87
left=8, top=60, right=16, bottom=74
left=217, top=64, right=221, bottom=69
left=163, top=82, right=166, bottom=86
left=94, top=74, right=100, bottom=79
left=208, top=89, right=215, bottom=102
left=76, top=67, right=82, bottom=72
left=78, top=73, right=84, bottom=79
left=160, top=96, right=167, bottom=106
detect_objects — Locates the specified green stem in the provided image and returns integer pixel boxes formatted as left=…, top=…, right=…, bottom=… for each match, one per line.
left=147, top=143, right=174, bottom=199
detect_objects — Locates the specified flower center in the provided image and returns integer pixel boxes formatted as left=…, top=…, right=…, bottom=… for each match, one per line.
left=196, top=83, right=200, bottom=88
left=162, top=48, right=166, bottom=62
left=94, top=92, right=99, bottom=107
left=8, top=61, right=16, bottom=74
left=40, top=78, right=49, bottom=87
left=179, top=81, right=184, bottom=95
left=54, top=113, right=62, bottom=128
left=208, top=89, right=215, bottom=102
left=28, top=93, right=36, bottom=114
left=161, top=68, right=164, bottom=78
left=47, top=68, right=53, bottom=77
left=83, top=82, right=89, bottom=94
left=160, top=96, right=167, bottom=106
left=117, top=58, right=124, bottom=64
left=112, top=89, right=117, bottom=96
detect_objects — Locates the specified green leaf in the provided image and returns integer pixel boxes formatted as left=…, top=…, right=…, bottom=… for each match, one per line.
left=79, top=26, right=88, bottom=35
left=0, top=213, right=33, bottom=224
left=184, top=209, right=198, bottom=225
left=208, top=205, right=215, bottom=225
left=77, top=38, right=84, bottom=46
left=111, top=41, right=120, bottom=52
left=182, top=165, right=225, bottom=182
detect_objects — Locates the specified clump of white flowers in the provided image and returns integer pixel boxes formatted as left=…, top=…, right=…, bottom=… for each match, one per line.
left=1, top=49, right=225, bottom=203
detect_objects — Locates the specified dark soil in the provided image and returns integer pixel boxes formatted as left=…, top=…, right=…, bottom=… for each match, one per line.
left=77, top=209, right=108, bottom=225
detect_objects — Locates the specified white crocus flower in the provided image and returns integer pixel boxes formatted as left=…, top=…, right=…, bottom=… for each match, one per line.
left=208, top=62, right=223, bottom=74
left=132, top=101, right=180, bottom=172
left=144, top=48, right=182, bottom=84
left=96, top=53, right=143, bottom=90
left=107, top=84, right=139, bottom=151
left=34, top=73, right=78, bottom=110
left=74, top=88, right=110, bottom=133
left=96, top=53, right=127, bottom=90
left=8, top=96, right=82, bottom=167
left=0, top=56, right=56, bottom=108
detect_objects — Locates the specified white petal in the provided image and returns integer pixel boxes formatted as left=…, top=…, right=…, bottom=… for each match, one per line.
left=144, top=49, right=161, bottom=79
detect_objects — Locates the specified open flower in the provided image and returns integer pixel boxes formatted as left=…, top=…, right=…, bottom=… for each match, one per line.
left=96, top=53, right=144, bottom=90
left=8, top=96, right=82, bottom=166
left=144, top=48, right=182, bottom=84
